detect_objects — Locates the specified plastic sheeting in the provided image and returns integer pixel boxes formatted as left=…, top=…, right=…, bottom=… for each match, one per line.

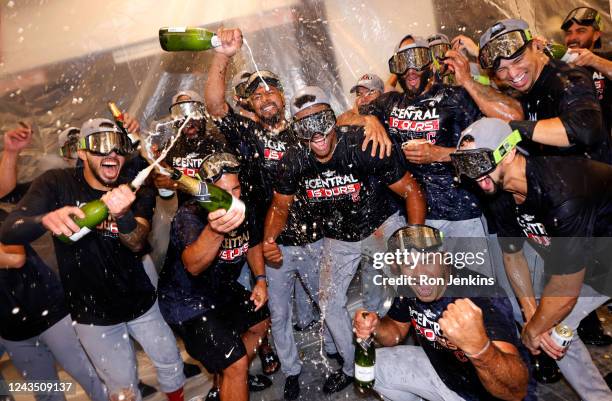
left=0, top=0, right=610, bottom=268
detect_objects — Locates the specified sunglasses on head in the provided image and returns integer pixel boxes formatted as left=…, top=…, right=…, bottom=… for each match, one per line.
left=197, top=153, right=240, bottom=183
left=561, top=7, right=602, bottom=31
left=387, top=224, right=445, bottom=253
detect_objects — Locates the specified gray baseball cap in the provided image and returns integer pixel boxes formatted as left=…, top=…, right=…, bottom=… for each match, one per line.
left=427, top=33, right=450, bottom=47
left=171, top=90, right=203, bottom=105
left=350, top=73, right=384, bottom=94
left=58, top=126, right=80, bottom=148
left=79, top=118, right=121, bottom=139
left=458, top=117, right=527, bottom=154
left=290, top=86, right=331, bottom=116
left=479, top=19, right=530, bottom=49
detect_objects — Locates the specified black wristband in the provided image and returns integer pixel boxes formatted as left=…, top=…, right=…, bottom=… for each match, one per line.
left=255, top=274, right=267, bottom=282
left=509, top=120, right=537, bottom=140
left=116, top=210, right=137, bottom=234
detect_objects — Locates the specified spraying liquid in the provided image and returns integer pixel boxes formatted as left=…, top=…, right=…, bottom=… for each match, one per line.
left=243, top=38, right=269, bottom=91
left=131, top=115, right=193, bottom=188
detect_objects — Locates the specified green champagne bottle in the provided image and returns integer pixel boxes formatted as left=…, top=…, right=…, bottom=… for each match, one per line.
left=58, top=199, right=109, bottom=243
left=546, top=43, right=578, bottom=63
left=354, top=313, right=376, bottom=392
left=159, top=27, right=221, bottom=52
left=168, top=168, right=245, bottom=213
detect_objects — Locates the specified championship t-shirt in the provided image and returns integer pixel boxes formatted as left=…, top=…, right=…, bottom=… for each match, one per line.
left=489, top=156, right=612, bottom=295
left=590, top=51, right=611, bottom=135
left=0, top=168, right=157, bottom=325
left=386, top=269, right=536, bottom=401
left=275, top=126, right=405, bottom=242
left=158, top=200, right=260, bottom=324
left=364, top=84, right=482, bottom=221
left=214, top=107, right=322, bottom=245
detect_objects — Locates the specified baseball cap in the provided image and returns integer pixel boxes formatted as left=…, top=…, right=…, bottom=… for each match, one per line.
left=458, top=118, right=526, bottom=154
left=243, top=70, right=283, bottom=97
left=58, top=126, right=80, bottom=148
left=231, top=70, right=252, bottom=99
left=79, top=118, right=121, bottom=139
left=396, top=37, right=430, bottom=53
left=198, top=152, right=240, bottom=183
left=427, top=33, right=450, bottom=47
left=171, top=90, right=203, bottom=105
left=290, top=86, right=331, bottom=115
left=479, top=19, right=530, bottom=49
left=350, top=73, right=384, bottom=94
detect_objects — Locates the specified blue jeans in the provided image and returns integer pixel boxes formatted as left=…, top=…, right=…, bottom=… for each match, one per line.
left=1, top=315, right=106, bottom=401
left=75, top=301, right=184, bottom=400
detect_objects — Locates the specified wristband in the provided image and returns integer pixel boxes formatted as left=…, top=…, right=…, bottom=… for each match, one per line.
left=116, top=210, right=137, bottom=234
left=464, top=339, right=491, bottom=359
left=255, top=274, right=267, bottom=282
left=509, top=120, right=537, bottom=140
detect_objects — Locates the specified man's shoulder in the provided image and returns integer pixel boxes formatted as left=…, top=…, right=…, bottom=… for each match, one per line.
left=548, top=59, right=593, bottom=86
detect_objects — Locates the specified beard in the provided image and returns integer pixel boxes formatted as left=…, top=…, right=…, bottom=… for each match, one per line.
left=259, top=110, right=283, bottom=127
left=398, top=69, right=432, bottom=98
left=87, top=157, right=120, bottom=188
left=568, top=38, right=594, bottom=49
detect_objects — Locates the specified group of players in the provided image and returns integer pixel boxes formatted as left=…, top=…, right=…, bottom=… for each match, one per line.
left=0, top=5, right=611, bottom=401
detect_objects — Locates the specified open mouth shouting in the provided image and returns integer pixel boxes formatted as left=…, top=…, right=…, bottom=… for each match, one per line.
left=99, top=157, right=121, bottom=182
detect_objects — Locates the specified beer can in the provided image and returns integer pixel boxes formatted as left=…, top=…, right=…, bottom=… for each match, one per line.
left=551, top=324, right=573, bottom=349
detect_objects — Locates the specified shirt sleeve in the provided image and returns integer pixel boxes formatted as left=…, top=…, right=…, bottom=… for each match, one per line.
left=0, top=182, right=32, bottom=204
left=472, top=297, right=519, bottom=345
left=385, top=296, right=413, bottom=323
left=558, top=67, right=605, bottom=148
left=132, top=185, right=156, bottom=222
left=213, top=106, right=255, bottom=150
left=0, top=171, right=60, bottom=245
left=172, top=203, right=207, bottom=252
left=487, top=194, right=526, bottom=254
left=357, top=131, right=406, bottom=185
left=453, top=87, right=483, bottom=135
left=273, top=148, right=301, bottom=195
left=360, top=92, right=396, bottom=124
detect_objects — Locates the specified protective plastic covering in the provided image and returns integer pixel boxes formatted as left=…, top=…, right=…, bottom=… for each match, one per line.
left=0, top=0, right=610, bottom=267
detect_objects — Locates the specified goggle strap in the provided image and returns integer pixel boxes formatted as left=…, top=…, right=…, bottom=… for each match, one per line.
left=493, top=129, right=522, bottom=163
left=524, top=29, right=532, bottom=41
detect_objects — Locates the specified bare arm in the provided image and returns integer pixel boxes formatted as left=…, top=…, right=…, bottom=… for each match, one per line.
left=502, top=250, right=537, bottom=320
left=0, top=125, right=33, bottom=198
left=262, top=192, right=294, bottom=265
left=572, top=49, right=612, bottom=80
left=444, top=50, right=523, bottom=121
left=353, top=308, right=411, bottom=347
left=388, top=172, right=426, bottom=224
left=470, top=341, right=529, bottom=401
left=117, top=217, right=150, bottom=253
left=246, top=243, right=268, bottom=310
left=204, top=28, right=243, bottom=118
left=182, top=224, right=225, bottom=275
left=0, top=243, right=26, bottom=268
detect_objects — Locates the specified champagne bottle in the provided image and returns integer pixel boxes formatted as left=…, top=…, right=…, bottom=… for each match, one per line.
left=546, top=43, right=578, bottom=63
left=107, top=101, right=129, bottom=136
left=354, top=312, right=376, bottom=392
left=58, top=199, right=109, bottom=243
left=159, top=27, right=221, bottom=52
left=168, top=168, right=245, bottom=213
left=531, top=352, right=562, bottom=384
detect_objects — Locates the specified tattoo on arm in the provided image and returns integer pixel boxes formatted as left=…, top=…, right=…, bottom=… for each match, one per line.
left=118, top=217, right=150, bottom=252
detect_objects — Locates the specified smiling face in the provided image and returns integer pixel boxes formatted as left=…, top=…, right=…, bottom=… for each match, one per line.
left=564, top=21, right=601, bottom=50
left=294, top=103, right=337, bottom=160
left=354, top=87, right=382, bottom=110
left=248, top=85, right=285, bottom=127
left=494, top=42, right=544, bottom=93
left=79, top=149, right=125, bottom=189
left=213, top=173, right=241, bottom=199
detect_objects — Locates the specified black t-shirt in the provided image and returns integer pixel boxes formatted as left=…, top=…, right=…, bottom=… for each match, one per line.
left=591, top=51, right=611, bottom=136
left=517, top=59, right=611, bottom=163
left=0, top=168, right=157, bottom=325
left=214, top=107, right=322, bottom=245
left=0, top=239, right=67, bottom=341
left=364, top=85, right=482, bottom=220
left=490, top=156, right=612, bottom=295
left=163, top=127, right=226, bottom=205
left=386, top=269, right=536, bottom=401
left=275, top=126, right=405, bottom=242
left=158, top=200, right=261, bottom=325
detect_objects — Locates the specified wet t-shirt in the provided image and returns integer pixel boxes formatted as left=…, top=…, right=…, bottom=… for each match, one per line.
left=0, top=168, right=157, bottom=325
left=590, top=51, right=611, bottom=135
left=489, top=156, right=612, bottom=295
left=158, top=200, right=260, bottom=324
left=163, top=126, right=226, bottom=205
left=0, top=242, right=67, bottom=341
left=386, top=270, right=536, bottom=401
left=517, top=59, right=611, bottom=163
left=275, top=126, right=405, bottom=242
left=214, top=107, right=322, bottom=245
left=364, top=85, right=482, bottom=221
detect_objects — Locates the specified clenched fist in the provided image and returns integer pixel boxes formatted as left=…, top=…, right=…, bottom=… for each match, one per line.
left=438, top=298, right=490, bottom=356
